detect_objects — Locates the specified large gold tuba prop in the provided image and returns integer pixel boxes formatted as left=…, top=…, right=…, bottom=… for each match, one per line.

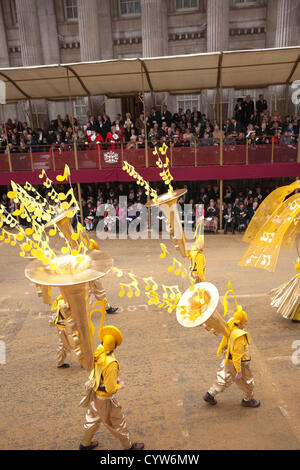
left=176, top=282, right=230, bottom=337
left=146, top=188, right=188, bottom=258
left=25, top=250, right=112, bottom=370
left=45, top=210, right=78, bottom=250
left=26, top=211, right=112, bottom=371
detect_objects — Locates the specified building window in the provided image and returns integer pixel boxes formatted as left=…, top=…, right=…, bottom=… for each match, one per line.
left=120, top=0, right=141, bottom=16
left=74, top=97, right=88, bottom=124
left=232, top=0, right=260, bottom=6
left=176, top=0, right=198, bottom=10
left=177, top=95, right=200, bottom=113
left=64, top=0, right=78, bottom=21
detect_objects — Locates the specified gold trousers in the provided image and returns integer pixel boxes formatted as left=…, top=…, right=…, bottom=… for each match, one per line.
left=81, top=391, right=132, bottom=449
left=57, top=330, right=71, bottom=367
left=208, top=359, right=254, bottom=402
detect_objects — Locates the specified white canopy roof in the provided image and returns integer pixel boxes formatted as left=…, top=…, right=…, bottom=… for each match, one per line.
left=0, top=46, right=299, bottom=102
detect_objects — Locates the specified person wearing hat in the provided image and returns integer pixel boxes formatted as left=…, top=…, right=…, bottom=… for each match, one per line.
left=79, top=325, right=144, bottom=450
left=203, top=307, right=260, bottom=408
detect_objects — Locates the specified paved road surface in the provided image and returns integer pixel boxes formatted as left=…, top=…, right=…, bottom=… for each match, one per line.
left=0, top=233, right=299, bottom=450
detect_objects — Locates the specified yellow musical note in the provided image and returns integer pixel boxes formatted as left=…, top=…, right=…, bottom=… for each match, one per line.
left=119, top=273, right=140, bottom=298
left=56, top=164, right=70, bottom=182
left=159, top=243, right=168, bottom=259
left=146, top=290, right=160, bottom=306
left=112, top=267, right=124, bottom=278
left=159, top=142, right=168, bottom=156
left=143, top=277, right=158, bottom=292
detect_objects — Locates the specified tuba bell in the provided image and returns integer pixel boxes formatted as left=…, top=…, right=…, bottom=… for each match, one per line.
left=176, top=282, right=230, bottom=337
left=45, top=210, right=78, bottom=250
left=25, top=250, right=113, bottom=370
left=146, top=188, right=188, bottom=258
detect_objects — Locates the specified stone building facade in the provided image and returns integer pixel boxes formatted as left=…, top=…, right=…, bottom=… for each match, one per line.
left=0, top=0, right=299, bottom=124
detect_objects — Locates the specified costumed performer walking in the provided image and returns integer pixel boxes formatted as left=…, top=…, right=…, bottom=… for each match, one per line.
left=203, top=306, right=260, bottom=408
left=79, top=325, right=144, bottom=450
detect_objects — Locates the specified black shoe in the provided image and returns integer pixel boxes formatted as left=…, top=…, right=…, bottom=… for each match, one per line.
left=203, top=392, right=217, bottom=406
left=106, top=307, right=119, bottom=314
left=241, top=398, right=260, bottom=408
left=57, top=363, right=70, bottom=369
left=79, top=441, right=99, bottom=450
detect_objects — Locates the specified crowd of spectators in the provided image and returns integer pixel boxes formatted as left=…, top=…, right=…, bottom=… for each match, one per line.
left=0, top=180, right=293, bottom=234
left=0, top=94, right=299, bottom=155
left=79, top=181, right=287, bottom=234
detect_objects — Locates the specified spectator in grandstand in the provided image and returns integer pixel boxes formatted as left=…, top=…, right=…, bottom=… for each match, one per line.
left=280, top=130, right=294, bottom=144
left=212, top=124, right=224, bottom=145
left=161, top=105, right=172, bottom=127
left=149, top=107, right=161, bottom=128
left=134, top=113, right=144, bottom=135
left=204, top=199, right=218, bottom=233
left=224, top=132, right=236, bottom=145
left=235, top=203, right=248, bottom=232
left=244, top=95, right=255, bottom=126
left=256, top=94, right=268, bottom=116
left=234, top=98, right=245, bottom=124
left=229, top=117, right=243, bottom=135
left=223, top=119, right=231, bottom=136
left=172, top=107, right=184, bottom=126
left=223, top=203, right=235, bottom=234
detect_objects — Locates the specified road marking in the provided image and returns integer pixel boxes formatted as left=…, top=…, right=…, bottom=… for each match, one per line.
left=267, top=355, right=292, bottom=362
left=220, top=293, right=268, bottom=299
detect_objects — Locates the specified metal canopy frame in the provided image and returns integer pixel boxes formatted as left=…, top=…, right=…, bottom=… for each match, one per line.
left=0, top=46, right=299, bottom=103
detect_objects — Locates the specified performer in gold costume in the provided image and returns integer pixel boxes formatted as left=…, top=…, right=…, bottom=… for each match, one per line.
left=188, top=232, right=206, bottom=283
left=50, top=295, right=72, bottom=368
left=203, top=307, right=260, bottom=408
left=79, top=325, right=144, bottom=450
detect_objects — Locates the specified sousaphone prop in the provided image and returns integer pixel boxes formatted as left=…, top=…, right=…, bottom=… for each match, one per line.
left=146, top=188, right=188, bottom=259
left=176, top=282, right=230, bottom=337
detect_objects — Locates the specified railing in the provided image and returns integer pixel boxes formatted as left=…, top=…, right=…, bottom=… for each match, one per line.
left=0, top=138, right=299, bottom=173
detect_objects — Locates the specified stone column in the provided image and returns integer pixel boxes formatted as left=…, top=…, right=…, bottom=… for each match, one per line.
left=141, top=0, right=168, bottom=108
left=141, top=0, right=168, bottom=57
left=266, top=0, right=278, bottom=48
left=78, top=0, right=101, bottom=61
left=206, top=0, right=229, bottom=122
left=78, top=0, right=103, bottom=115
left=15, top=0, right=47, bottom=126
left=0, top=3, right=10, bottom=67
left=207, top=0, right=229, bottom=53
left=275, top=0, right=300, bottom=47
left=37, top=0, right=62, bottom=121
left=37, top=0, right=60, bottom=64
left=15, top=0, right=43, bottom=66
left=98, top=0, right=121, bottom=118
left=273, top=0, right=300, bottom=114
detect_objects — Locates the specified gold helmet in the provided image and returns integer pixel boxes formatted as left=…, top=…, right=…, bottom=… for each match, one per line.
left=99, top=325, right=123, bottom=351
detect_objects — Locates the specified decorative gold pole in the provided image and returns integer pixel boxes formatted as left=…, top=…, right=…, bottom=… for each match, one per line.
left=66, top=67, right=84, bottom=225
left=29, top=146, right=34, bottom=172
left=140, top=63, right=148, bottom=168
left=2, top=111, right=12, bottom=172
left=219, top=86, right=223, bottom=231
